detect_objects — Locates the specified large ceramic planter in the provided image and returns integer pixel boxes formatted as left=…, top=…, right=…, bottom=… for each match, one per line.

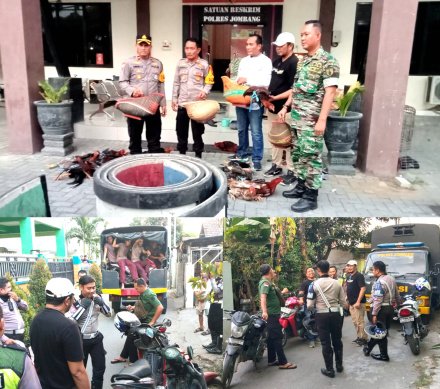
left=325, top=110, right=363, bottom=152
left=34, top=100, right=73, bottom=135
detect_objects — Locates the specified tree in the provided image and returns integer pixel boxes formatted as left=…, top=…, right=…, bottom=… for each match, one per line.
left=28, top=260, right=53, bottom=312
left=89, top=263, right=102, bottom=294
left=66, top=217, right=104, bottom=258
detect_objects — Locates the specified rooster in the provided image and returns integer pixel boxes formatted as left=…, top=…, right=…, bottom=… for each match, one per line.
left=228, top=177, right=283, bottom=201
left=243, top=87, right=275, bottom=111
left=56, top=149, right=127, bottom=187
left=214, top=141, right=238, bottom=153
left=221, top=160, right=253, bottom=180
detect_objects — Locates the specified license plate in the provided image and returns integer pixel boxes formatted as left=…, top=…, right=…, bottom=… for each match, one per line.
left=399, top=316, right=414, bottom=323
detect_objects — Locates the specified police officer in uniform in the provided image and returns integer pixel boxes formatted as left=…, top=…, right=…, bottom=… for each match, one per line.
left=0, top=305, right=41, bottom=389
left=259, top=264, right=296, bottom=370
left=172, top=37, right=214, bottom=158
left=71, top=275, right=111, bottom=389
left=280, top=20, right=340, bottom=212
left=307, top=260, right=346, bottom=378
left=363, top=260, right=400, bottom=361
left=119, top=34, right=167, bottom=154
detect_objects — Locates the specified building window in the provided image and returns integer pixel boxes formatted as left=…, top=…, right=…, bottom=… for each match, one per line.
left=43, top=3, right=112, bottom=68
left=351, top=2, right=440, bottom=76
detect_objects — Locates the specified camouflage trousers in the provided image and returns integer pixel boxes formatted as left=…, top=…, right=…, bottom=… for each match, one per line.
left=291, top=125, right=324, bottom=189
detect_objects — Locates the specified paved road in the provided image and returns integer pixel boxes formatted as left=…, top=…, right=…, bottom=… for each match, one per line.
left=224, top=315, right=440, bottom=389
left=86, top=298, right=222, bottom=388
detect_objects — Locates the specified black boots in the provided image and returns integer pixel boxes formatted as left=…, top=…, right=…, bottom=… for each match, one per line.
left=371, top=340, right=389, bottom=361
left=202, top=333, right=216, bottom=349
left=282, top=179, right=306, bottom=198
left=291, top=188, right=318, bottom=213
left=335, top=350, right=343, bottom=373
left=321, top=368, right=335, bottom=378
left=206, top=332, right=222, bottom=354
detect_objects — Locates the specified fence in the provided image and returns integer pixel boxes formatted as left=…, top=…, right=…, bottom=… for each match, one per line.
left=0, top=254, right=74, bottom=283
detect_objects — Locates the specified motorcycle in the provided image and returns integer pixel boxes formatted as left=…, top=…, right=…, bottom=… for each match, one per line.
left=113, top=312, right=220, bottom=389
left=395, top=292, right=429, bottom=355
left=279, top=296, right=318, bottom=347
left=222, top=310, right=267, bottom=389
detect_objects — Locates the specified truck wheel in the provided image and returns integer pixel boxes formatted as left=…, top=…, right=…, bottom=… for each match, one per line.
left=407, top=334, right=420, bottom=355
left=112, top=301, right=121, bottom=314
left=421, top=314, right=430, bottom=325
left=222, top=354, right=236, bottom=389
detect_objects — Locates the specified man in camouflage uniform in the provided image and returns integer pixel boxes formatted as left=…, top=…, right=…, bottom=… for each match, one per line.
left=363, top=261, right=400, bottom=362
left=119, top=34, right=166, bottom=154
left=279, top=20, right=339, bottom=212
left=172, top=37, right=214, bottom=158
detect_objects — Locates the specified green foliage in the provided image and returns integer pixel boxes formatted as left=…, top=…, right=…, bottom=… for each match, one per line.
left=66, top=217, right=104, bottom=259
left=188, top=276, right=207, bottom=290
left=5, top=274, right=35, bottom=345
left=28, top=260, right=53, bottom=312
left=89, top=263, right=102, bottom=294
left=335, top=81, right=365, bottom=117
left=38, top=79, right=69, bottom=103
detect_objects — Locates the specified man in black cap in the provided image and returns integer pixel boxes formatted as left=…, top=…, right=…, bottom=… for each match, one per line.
left=259, top=264, right=296, bottom=369
left=119, top=34, right=167, bottom=154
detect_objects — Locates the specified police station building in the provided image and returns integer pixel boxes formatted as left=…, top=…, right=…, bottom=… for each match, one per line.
left=0, top=0, right=439, bottom=176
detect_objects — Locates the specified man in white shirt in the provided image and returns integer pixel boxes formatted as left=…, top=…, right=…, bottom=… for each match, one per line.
left=234, top=34, right=272, bottom=171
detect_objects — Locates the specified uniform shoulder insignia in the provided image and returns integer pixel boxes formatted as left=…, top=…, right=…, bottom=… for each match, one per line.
left=159, top=70, right=165, bottom=83
left=262, top=281, right=270, bottom=287
left=205, top=65, right=214, bottom=85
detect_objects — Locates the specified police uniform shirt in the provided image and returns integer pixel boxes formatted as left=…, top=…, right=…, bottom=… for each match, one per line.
left=370, top=274, right=399, bottom=316
left=119, top=55, right=166, bottom=106
left=307, top=276, right=346, bottom=312
left=172, top=58, right=214, bottom=106
left=291, top=47, right=340, bottom=126
left=258, top=278, right=280, bottom=315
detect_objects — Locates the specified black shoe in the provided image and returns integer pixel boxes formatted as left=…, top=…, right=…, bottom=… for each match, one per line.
left=264, top=164, right=282, bottom=177
left=179, top=151, right=186, bottom=155
left=195, top=152, right=202, bottom=159
left=371, top=353, right=389, bottom=362
left=363, top=346, right=371, bottom=357
left=280, top=170, right=297, bottom=186
left=282, top=179, right=306, bottom=198
left=352, top=338, right=360, bottom=343
left=206, top=347, right=222, bottom=355
left=202, top=342, right=215, bottom=349
left=336, top=364, right=343, bottom=373
left=291, top=188, right=318, bottom=212
left=356, top=339, right=367, bottom=346
left=321, top=368, right=335, bottom=378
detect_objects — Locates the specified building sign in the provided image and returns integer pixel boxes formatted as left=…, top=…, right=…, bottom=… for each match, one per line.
left=202, top=5, right=263, bottom=23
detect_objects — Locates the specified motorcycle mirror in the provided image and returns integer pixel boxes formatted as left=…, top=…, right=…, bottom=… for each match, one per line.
left=187, top=345, right=194, bottom=360
left=162, top=318, right=172, bottom=327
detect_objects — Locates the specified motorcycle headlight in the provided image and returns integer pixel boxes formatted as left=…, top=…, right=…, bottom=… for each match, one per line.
left=164, top=347, right=183, bottom=363
left=231, top=322, right=248, bottom=338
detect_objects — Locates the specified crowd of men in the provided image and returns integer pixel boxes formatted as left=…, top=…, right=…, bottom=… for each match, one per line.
left=258, top=258, right=400, bottom=378
left=0, top=272, right=164, bottom=389
left=119, top=19, right=339, bottom=213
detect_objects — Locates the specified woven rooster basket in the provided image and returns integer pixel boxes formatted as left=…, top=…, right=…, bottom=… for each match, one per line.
left=182, top=100, right=220, bottom=123
left=115, top=93, right=164, bottom=120
left=221, top=76, right=251, bottom=106
left=268, top=121, right=292, bottom=148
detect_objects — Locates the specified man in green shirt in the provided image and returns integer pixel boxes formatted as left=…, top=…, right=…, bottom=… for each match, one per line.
left=259, top=264, right=296, bottom=370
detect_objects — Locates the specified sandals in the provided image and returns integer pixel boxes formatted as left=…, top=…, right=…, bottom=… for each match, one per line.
left=279, top=362, right=297, bottom=370
left=194, top=327, right=204, bottom=333
left=201, top=329, right=211, bottom=336
left=111, top=357, right=127, bottom=364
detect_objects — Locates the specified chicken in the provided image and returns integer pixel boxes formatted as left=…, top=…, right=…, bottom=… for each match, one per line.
left=243, top=87, right=275, bottom=112
left=221, top=160, right=253, bottom=180
left=228, top=177, right=284, bottom=201
left=56, top=149, right=127, bottom=187
left=214, top=141, right=238, bottom=153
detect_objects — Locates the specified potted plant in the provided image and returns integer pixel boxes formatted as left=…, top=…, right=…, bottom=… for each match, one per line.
left=324, top=82, right=365, bottom=152
left=34, top=79, right=73, bottom=135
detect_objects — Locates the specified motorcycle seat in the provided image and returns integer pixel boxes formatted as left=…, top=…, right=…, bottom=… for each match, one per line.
left=110, top=359, right=152, bottom=382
